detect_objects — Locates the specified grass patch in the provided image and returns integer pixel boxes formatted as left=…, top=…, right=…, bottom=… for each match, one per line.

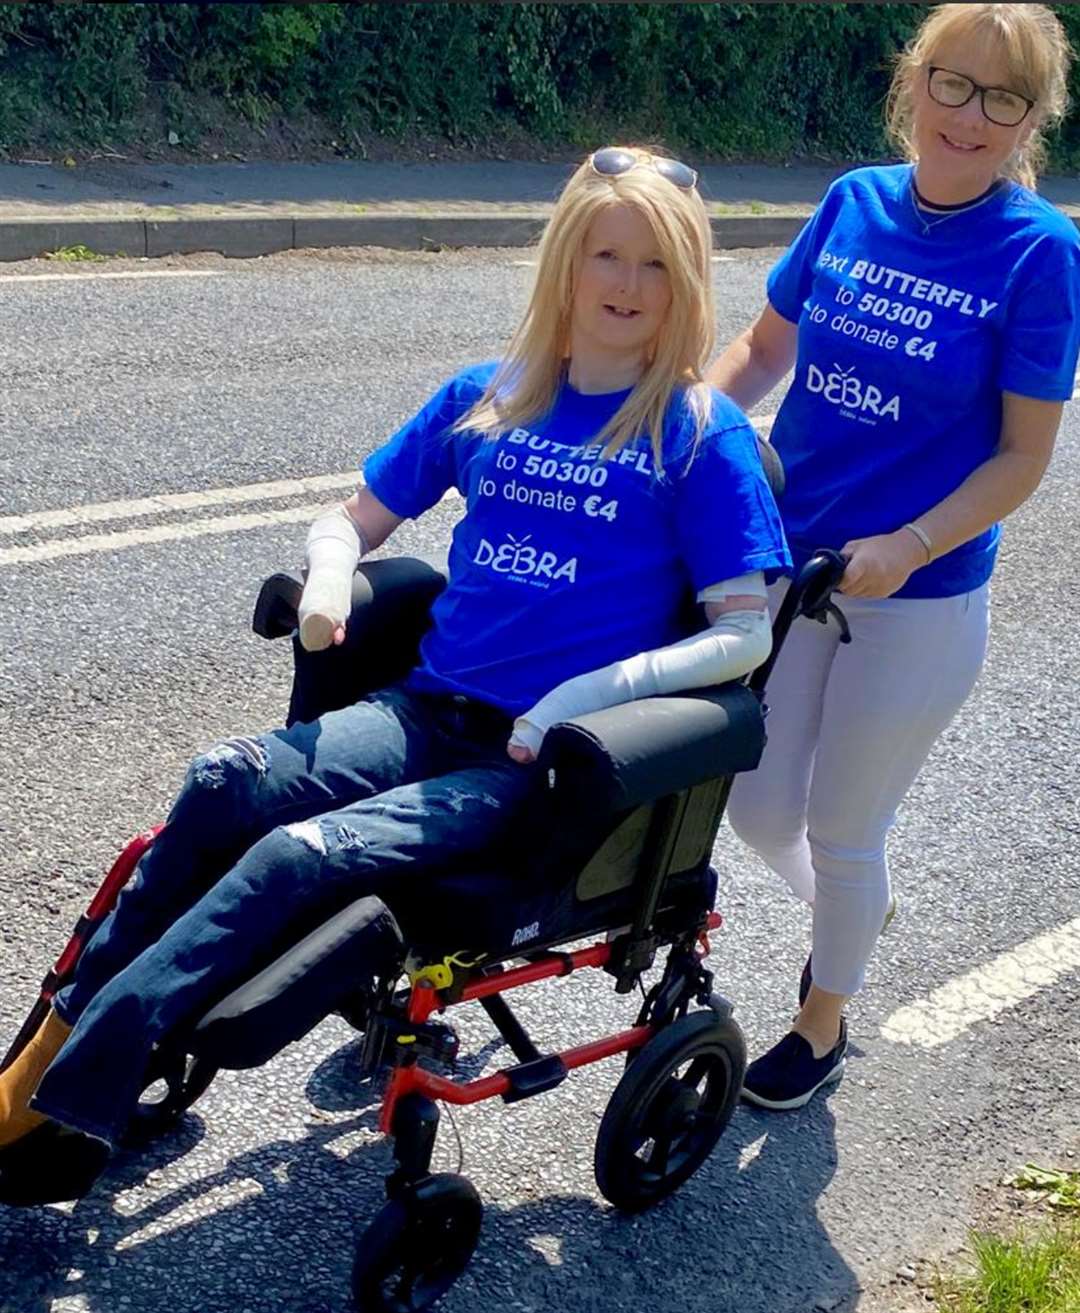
left=936, top=1223, right=1080, bottom=1313
left=935, top=1167, right=1080, bottom=1313
left=44, top=244, right=111, bottom=263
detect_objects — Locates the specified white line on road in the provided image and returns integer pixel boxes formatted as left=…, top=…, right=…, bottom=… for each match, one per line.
left=0, top=270, right=224, bottom=285
left=0, top=501, right=331, bottom=566
left=0, top=487, right=462, bottom=567
left=0, top=471, right=360, bottom=536
left=1, top=415, right=774, bottom=567
left=881, top=914, right=1080, bottom=1049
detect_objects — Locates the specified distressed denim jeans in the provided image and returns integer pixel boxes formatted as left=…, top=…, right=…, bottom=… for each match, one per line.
left=34, top=686, right=537, bottom=1146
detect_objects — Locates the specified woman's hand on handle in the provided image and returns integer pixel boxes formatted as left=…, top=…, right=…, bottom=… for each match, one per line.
left=837, top=529, right=929, bottom=599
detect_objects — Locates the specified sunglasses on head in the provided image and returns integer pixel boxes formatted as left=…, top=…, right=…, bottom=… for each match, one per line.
left=589, top=147, right=699, bottom=191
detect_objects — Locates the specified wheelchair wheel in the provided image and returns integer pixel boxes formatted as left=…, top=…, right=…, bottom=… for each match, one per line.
left=595, top=1010, right=746, bottom=1212
left=123, top=1050, right=218, bottom=1147
left=353, top=1173, right=482, bottom=1313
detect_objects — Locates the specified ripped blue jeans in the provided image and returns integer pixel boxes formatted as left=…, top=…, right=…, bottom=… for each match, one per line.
left=33, top=686, right=538, bottom=1147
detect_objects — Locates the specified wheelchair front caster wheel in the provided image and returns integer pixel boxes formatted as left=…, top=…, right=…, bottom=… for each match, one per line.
left=123, top=1051, right=218, bottom=1147
left=595, top=1010, right=746, bottom=1212
left=353, top=1172, right=483, bottom=1312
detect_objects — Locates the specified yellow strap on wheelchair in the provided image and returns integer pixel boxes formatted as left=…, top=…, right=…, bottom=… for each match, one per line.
left=408, top=950, right=484, bottom=992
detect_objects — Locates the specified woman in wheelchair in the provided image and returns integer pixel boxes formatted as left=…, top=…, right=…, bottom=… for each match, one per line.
left=0, top=145, right=789, bottom=1207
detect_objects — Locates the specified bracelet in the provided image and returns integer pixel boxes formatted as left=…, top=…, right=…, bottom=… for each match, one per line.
left=901, top=521, right=933, bottom=562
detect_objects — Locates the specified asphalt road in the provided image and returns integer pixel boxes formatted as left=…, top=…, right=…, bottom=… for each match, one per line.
left=0, top=250, right=1077, bottom=1313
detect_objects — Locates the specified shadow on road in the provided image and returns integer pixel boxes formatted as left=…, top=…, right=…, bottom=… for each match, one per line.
left=0, top=1035, right=858, bottom=1313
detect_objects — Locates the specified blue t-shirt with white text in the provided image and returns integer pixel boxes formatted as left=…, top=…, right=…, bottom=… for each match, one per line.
left=767, top=164, right=1080, bottom=597
left=363, top=365, right=790, bottom=714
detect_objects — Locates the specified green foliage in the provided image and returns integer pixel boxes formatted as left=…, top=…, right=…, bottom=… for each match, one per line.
left=0, top=3, right=1078, bottom=168
left=937, top=1224, right=1080, bottom=1313
left=44, top=244, right=109, bottom=263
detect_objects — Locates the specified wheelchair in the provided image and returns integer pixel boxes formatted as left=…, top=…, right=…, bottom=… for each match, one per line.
left=3, top=515, right=848, bottom=1311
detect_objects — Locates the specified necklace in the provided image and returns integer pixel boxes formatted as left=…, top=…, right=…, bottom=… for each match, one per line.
left=912, top=176, right=1004, bottom=213
left=908, top=168, right=1007, bottom=232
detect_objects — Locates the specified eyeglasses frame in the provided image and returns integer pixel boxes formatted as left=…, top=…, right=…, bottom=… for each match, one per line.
left=926, top=64, right=1035, bottom=128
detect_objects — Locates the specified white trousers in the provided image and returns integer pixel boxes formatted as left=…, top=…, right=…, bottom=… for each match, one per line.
left=727, top=580, right=990, bottom=997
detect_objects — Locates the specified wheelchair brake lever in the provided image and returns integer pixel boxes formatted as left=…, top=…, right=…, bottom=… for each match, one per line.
left=796, top=549, right=851, bottom=643
left=811, top=599, right=852, bottom=644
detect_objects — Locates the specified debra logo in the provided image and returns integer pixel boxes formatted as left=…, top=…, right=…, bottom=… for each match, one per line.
left=474, top=534, right=578, bottom=583
left=511, top=920, right=540, bottom=947
left=807, top=362, right=901, bottom=422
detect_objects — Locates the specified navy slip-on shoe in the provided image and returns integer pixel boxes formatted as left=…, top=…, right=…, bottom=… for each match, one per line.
left=0, top=1122, right=110, bottom=1207
left=741, top=1021, right=848, bottom=1111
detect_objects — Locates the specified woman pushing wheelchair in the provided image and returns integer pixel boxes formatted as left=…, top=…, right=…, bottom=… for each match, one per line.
left=0, top=144, right=789, bottom=1205
left=711, top=2, right=1080, bottom=1110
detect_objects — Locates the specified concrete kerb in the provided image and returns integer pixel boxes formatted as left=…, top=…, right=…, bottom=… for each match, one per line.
left=0, top=218, right=148, bottom=262
left=0, top=211, right=812, bottom=262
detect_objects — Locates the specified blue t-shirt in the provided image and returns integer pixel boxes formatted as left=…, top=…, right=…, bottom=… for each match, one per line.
left=767, top=163, right=1080, bottom=597
left=363, top=364, right=790, bottom=714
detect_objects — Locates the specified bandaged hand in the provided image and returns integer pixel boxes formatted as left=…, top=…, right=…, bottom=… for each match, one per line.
left=298, top=505, right=367, bottom=651
left=505, top=572, right=771, bottom=763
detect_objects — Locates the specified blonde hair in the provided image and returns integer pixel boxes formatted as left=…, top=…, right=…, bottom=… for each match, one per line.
left=456, top=146, right=715, bottom=468
left=887, top=4, right=1073, bottom=190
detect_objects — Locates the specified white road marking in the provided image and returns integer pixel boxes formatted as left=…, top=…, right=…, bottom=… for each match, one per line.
left=0, top=484, right=462, bottom=567
left=0, top=270, right=223, bottom=285
left=0, top=501, right=331, bottom=566
left=1, top=414, right=769, bottom=568
left=881, top=914, right=1080, bottom=1049
left=0, top=471, right=360, bottom=536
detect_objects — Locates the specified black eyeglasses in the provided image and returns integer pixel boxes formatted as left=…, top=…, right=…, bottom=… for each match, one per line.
left=589, top=147, right=699, bottom=191
left=927, top=65, right=1035, bottom=128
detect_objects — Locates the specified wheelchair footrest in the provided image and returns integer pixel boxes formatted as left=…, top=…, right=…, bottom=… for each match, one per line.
left=500, top=1054, right=568, bottom=1104
left=189, top=894, right=405, bottom=1071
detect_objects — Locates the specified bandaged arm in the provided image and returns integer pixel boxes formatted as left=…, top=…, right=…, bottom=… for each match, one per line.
left=297, top=488, right=403, bottom=651
left=508, top=572, right=771, bottom=758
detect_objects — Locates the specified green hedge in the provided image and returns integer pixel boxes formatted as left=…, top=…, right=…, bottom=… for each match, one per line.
left=1, top=3, right=1079, bottom=168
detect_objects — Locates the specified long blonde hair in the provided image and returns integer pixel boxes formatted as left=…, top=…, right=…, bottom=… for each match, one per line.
left=887, top=3, right=1072, bottom=190
left=456, top=147, right=715, bottom=468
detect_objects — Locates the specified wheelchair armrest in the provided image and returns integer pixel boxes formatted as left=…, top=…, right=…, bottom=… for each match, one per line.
left=252, top=571, right=304, bottom=639
left=252, top=557, right=448, bottom=641
left=538, top=684, right=766, bottom=815
left=252, top=557, right=448, bottom=726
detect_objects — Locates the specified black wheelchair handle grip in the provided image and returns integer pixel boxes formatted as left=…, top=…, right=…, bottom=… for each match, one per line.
left=794, top=548, right=848, bottom=619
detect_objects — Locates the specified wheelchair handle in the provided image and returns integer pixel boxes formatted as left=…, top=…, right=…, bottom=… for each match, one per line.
left=748, top=549, right=849, bottom=696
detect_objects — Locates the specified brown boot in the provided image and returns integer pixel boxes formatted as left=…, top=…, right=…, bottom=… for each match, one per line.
left=0, top=1009, right=71, bottom=1149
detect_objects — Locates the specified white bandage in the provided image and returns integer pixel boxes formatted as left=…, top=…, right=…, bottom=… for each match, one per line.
left=696, top=571, right=768, bottom=606
left=510, top=571, right=771, bottom=755
left=298, top=505, right=367, bottom=651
